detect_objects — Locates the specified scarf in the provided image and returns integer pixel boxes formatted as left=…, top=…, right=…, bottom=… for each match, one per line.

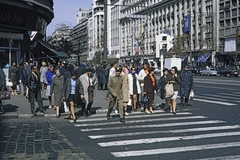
left=149, top=74, right=155, bottom=86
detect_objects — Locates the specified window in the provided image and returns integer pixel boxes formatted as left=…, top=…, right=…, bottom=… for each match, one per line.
left=162, top=36, right=167, bottom=40
left=232, top=9, right=237, bottom=16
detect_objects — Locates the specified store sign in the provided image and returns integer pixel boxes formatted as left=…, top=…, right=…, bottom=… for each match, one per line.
left=0, top=11, right=23, bottom=25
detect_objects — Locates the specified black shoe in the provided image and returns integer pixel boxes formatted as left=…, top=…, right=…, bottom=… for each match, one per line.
left=88, top=111, right=91, bottom=116
left=120, top=118, right=125, bottom=123
left=56, top=114, right=60, bottom=118
left=173, top=112, right=176, bottom=115
left=32, top=112, right=37, bottom=116
left=41, top=110, right=47, bottom=114
left=107, top=115, right=110, bottom=120
left=73, top=119, right=77, bottom=123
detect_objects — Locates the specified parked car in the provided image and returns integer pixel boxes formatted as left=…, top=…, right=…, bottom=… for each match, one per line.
left=217, top=69, right=232, bottom=77
left=189, top=67, right=201, bottom=75
left=200, top=68, right=218, bottom=76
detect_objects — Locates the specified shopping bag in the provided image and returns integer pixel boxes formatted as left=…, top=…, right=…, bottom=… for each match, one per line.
left=6, top=81, right=13, bottom=87
left=165, top=83, right=174, bottom=98
left=0, top=91, right=11, bottom=100
left=61, top=101, right=69, bottom=113
left=189, top=91, right=194, bottom=100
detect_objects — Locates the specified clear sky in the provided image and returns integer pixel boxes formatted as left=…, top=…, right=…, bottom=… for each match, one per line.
left=46, top=0, right=92, bottom=36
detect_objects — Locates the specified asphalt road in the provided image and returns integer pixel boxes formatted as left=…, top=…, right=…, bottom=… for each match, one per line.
left=52, top=75, right=240, bottom=160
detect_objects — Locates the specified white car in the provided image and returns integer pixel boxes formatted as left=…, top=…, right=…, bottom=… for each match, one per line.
left=200, top=68, right=218, bottom=76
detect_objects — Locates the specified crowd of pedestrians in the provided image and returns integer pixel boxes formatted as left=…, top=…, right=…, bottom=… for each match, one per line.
left=0, top=59, right=194, bottom=124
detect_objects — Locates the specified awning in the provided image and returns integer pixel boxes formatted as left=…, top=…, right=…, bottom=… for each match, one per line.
left=36, top=39, right=69, bottom=58
left=0, top=32, right=23, bottom=40
left=181, top=55, right=188, bottom=62
left=196, top=53, right=211, bottom=63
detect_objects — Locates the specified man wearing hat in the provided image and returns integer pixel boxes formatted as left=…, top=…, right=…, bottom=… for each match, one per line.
left=79, top=68, right=98, bottom=117
left=107, top=67, right=125, bottom=123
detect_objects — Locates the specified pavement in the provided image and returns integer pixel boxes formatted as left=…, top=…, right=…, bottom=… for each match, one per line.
left=0, top=86, right=164, bottom=159
left=0, top=87, right=164, bottom=119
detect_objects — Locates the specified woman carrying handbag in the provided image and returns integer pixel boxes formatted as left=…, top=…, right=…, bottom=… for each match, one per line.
left=143, top=67, right=157, bottom=114
left=166, top=66, right=181, bottom=115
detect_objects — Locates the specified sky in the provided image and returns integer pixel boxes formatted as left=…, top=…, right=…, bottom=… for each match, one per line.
left=46, top=0, right=92, bottom=36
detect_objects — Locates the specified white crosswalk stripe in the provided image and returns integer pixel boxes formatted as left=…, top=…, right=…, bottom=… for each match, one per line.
left=71, top=111, right=240, bottom=159
left=194, top=91, right=240, bottom=106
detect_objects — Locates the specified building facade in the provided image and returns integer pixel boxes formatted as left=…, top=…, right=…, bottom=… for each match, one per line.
left=0, top=0, right=54, bottom=67
left=88, top=0, right=104, bottom=63
left=120, top=0, right=219, bottom=67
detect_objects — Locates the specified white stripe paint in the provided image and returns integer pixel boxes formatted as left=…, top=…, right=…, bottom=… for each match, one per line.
left=193, top=98, right=236, bottom=106
left=195, top=95, right=239, bottom=103
left=80, top=120, right=224, bottom=132
left=99, top=131, right=240, bottom=147
left=72, top=112, right=192, bottom=123
left=74, top=116, right=207, bottom=127
left=111, top=142, right=240, bottom=157
left=194, top=85, right=239, bottom=91
left=194, top=80, right=240, bottom=86
left=195, top=155, right=240, bottom=160
left=89, top=125, right=240, bottom=139
left=204, top=93, right=239, bottom=100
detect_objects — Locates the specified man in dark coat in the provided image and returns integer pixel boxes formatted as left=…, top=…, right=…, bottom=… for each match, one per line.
left=27, top=65, right=47, bottom=116
left=98, top=63, right=108, bottom=90
left=179, top=64, right=194, bottom=107
left=0, top=66, right=6, bottom=113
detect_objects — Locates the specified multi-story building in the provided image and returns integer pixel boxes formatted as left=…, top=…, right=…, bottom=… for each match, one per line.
left=119, top=0, right=219, bottom=68
left=110, top=0, right=123, bottom=62
left=88, top=0, right=104, bottom=62
left=70, top=9, right=89, bottom=63
left=216, top=0, right=240, bottom=66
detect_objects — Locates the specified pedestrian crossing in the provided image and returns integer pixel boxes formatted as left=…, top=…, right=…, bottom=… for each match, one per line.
left=194, top=91, right=240, bottom=106
left=69, top=110, right=240, bottom=159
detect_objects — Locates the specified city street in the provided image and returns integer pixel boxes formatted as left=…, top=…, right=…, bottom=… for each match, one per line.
left=1, top=76, right=240, bottom=159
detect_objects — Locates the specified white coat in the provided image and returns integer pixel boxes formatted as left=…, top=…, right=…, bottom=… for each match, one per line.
left=128, top=73, right=141, bottom=95
left=79, top=73, right=98, bottom=105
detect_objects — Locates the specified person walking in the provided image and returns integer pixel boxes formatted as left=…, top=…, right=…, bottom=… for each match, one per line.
left=156, top=68, right=170, bottom=111
left=143, top=67, right=156, bottom=114
left=167, top=66, right=181, bottom=115
left=63, top=70, right=84, bottom=122
left=179, top=64, right=194, bottom=108
left=27, top=65, right=47, bottom=116
left=18, top=62, right=25, bottom=96
left=107, top=67, right=125, bottom=123
left=40, top=61, right=48, bottom=91
left=8, top=61, right=19, bottom=95
left=121, top=65, right=129, bottom=115
left=128, top=67, right=141, bottom=112
left=98, top=63, right=108, bottom=90
left=0, top=66, right=6, bottom=113
left=79, top=68, right=98, bottom=117
left=138, top=62, right=149, bottom=111
left=50, top=69, right=65, bottom=118
left=46, top=65, right=55, bottom=109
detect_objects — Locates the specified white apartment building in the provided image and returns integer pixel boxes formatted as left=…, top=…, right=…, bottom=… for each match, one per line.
left=88, top=0, right=104, bottom=61
left=77, top=8, right=89, bottom=24
left=119, top=0, right=219, bottom=67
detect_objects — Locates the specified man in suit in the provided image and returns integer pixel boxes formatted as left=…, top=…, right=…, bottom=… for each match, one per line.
left=107, top=67, right=125, bottom=123
left=27, top=65, right=47, bottom=116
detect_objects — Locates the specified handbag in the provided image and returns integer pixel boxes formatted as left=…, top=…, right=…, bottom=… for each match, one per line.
left=189, top=91, right=194, bottom=100
left=165, top=83, right=174, bottom=98
left=140, top=94, right=149, bottom=104
left=60, top=101, right=69, bottom=113
left=0, top=91, right=11, bottom=100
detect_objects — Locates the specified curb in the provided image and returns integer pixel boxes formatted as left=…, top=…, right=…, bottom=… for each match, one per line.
left=0, top=109, right=109, bottom=119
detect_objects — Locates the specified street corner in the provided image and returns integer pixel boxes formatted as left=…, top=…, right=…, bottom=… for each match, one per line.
left=0, top=118, right=92, bottom=160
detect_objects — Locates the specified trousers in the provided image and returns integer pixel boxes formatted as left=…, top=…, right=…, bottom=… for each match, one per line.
left=108, top=97, right=123, bottom=118
left=29, top=89, right=44, bottom=112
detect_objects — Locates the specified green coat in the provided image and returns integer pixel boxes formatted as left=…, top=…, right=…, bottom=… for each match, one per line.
left=108, top=75, right=123, bottom=100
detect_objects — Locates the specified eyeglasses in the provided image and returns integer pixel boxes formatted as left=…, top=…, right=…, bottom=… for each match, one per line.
left=171, top=70, right=175, bottom=72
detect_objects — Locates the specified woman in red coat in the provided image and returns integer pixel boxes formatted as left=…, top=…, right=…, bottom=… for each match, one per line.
left=143, top=67, right=156, bottom=114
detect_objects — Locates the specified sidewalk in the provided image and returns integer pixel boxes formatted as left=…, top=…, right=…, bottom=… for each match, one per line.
left=0, top=89, right=164, bottom=119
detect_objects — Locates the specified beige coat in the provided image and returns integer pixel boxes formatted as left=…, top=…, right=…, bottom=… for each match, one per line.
left=121, top=72, right=129, bottom=103
left=108, top=75, right=123, bottom=100
left=79, top=73, right=98, bottom=105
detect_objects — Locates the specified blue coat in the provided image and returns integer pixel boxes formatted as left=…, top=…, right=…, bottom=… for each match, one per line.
left=179, top=70, right=194, bottom=98
left=99, top=67, right=108, bottom=84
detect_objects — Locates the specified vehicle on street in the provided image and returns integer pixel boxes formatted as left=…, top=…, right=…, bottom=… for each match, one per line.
left=200, top=68, right=218, bottom=76
left=189, top=67, right=201, bottom=75
left=217, top=67, right=239, bottom=77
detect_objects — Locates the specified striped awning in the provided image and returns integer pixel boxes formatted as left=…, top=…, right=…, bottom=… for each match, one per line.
left=0, top=32, right=23, bottom=40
